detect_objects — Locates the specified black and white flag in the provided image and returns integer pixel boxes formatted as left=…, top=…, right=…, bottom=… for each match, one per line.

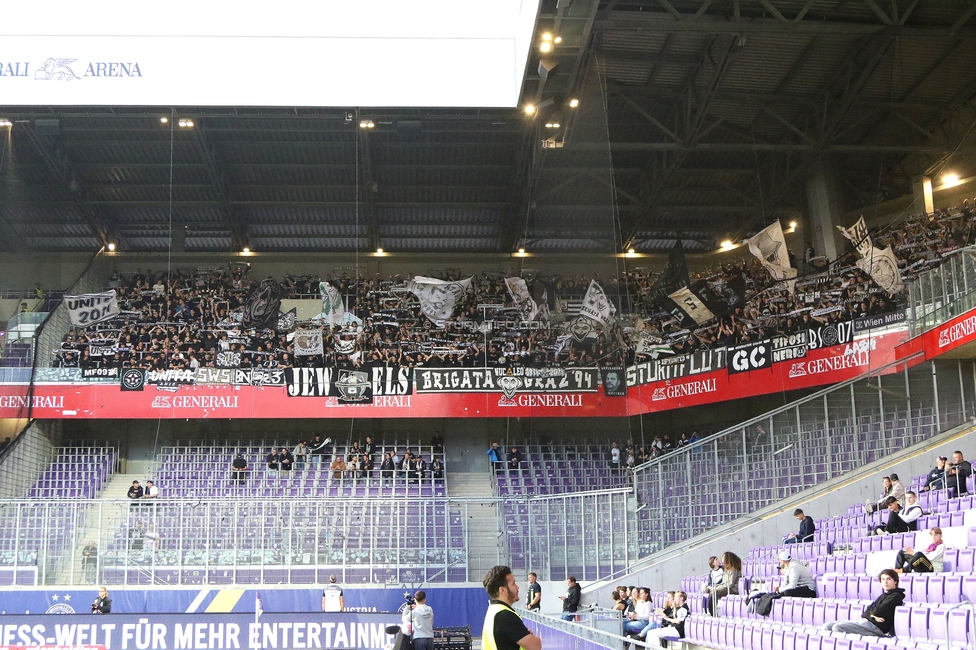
left=407, top=276, right=472, bottom=324
left=65, top=291, right=120, bottom=327
left=579, top=280, right=616, bottom=327
left=292, top=330, right=324, bottom=356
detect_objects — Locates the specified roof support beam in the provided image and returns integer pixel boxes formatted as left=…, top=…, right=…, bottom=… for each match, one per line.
left=355, top=110, right=379, bottom=251
left=19, top=122, right=119, bottom=250
left=0, top=131, right=28, bottom=252
left=192, top=119, right=248, bottom=251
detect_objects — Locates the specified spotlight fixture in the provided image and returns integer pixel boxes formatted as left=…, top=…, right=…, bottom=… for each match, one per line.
left=554, top=36, right=562, bottom=44
left=177, top=118, right=194, bottom=128
left=242, top=247, right=250, bottom=253
left=545, top=122, right=561, bottom=128
left=518, top=248, right=525, bottom=254
left=159, top=117, right=168, bottom=124
left=107, top=243, right=116, bottom=251
left=569, top=98, right=579, bottom=108
left=376, top=248, right=384, bottom=254
left=943, top=173, right=960, bottom=187
left=628, top=248, right=635, bottom=254
left=720, top=240, right=735, bottom=251
left=359, top=120, right=375, bottom=129
left=524, top=105, right=536, bottom=115
left=0, top=119, right=12, bottom=127
left=540, top=41, right=552, bottom=53
left=541, top=33, right=552, bottom=41
left=789, top=220, right=797, bottom=229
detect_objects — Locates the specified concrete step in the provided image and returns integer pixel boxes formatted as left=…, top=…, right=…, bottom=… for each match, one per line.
left=447, top=472, right=494, bottom=498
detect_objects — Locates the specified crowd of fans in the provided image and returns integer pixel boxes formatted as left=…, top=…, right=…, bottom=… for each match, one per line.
left=51, top=203, right=974, bottom=372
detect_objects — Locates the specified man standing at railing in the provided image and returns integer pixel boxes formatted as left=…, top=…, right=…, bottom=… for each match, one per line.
left=482, top=566, right=541, bottom=650
left=559, top=576, right=581, bottom=621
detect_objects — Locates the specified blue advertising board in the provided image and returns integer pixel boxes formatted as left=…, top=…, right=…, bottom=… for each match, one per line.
left=0, top=587, right=489, bottom=636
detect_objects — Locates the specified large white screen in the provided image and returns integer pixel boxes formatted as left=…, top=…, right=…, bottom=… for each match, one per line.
left=0, top=0, right=541, bottom=107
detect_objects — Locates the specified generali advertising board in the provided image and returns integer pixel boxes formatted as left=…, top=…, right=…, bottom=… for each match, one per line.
left=0, top=329, right=908, bottom=419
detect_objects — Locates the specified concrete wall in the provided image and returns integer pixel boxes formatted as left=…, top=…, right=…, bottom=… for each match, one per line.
left=584, top=419, right=976, bottom=605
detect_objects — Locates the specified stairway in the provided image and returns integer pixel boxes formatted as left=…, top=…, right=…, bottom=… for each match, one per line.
left=448, top=471, right=504, bottom=581
left=54, top=473, right=133, bottom=585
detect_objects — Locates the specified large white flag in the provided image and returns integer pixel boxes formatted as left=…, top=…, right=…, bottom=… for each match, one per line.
left=579, top=280, right=616, bottom=326
left=668, top=286, right=715, bottom=325
left=505, top=277, right=539, bottom=321
left=317, top=282, right=346, bottom=326
left=407, top=276, right=472, bottom=323
left=747, top=221, right=797, bottom=281
left=856, top=246, right=904, bottom=294
left=837, top=216, right=873, bottom=257
left=65, top=290, right=119, bottom=327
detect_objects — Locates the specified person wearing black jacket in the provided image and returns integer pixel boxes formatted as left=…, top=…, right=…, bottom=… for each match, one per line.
left=92, top=587, right=112, bottom=614
left=921, top=456, right=949, bottom=492
left=948, top=451, right=972, bottom=496
left=559, top=576, right=581, bottom=621
left=380, top=453, right=395, bottom=485
left=784, top=509, right=815, bottom=544
left=823, top=570, right=904, bottom=636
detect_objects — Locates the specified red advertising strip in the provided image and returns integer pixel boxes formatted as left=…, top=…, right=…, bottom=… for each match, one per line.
left=0, top=331, right=907, bottom=420
left=908, top=305, right=976, bottom=360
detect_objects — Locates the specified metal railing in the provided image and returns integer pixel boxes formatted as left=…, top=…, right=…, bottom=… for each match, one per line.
left=520, top=607, right=649, bottom=650
left=908, top=248, right=976, bottom=336
left=0, top=490, right=633, bottom=586
left=632, top=353, right=974, bottom=556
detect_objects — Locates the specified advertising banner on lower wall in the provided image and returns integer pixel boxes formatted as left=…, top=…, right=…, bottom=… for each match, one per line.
left=0, top=586, right=490, bottom=637
left=0, top=330, right=907, bottom=419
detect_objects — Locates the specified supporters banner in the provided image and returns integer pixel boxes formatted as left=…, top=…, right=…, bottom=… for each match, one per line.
left=292, top=330, right=324, bottom=356
left=579, top=280, right=616, bottom=326
left=746, top=220, right=797, bottom=282
left=81, top=367, right=118, bottom=379
left=241, top=278, right=283, bottom=329
left=727, top=339, right=773, bottom=374
left=285, top=366, right=412, bottom=401
left=854, top=310, right=906, bottom=332
left=505, top=277, right=540, bottom=321
left=194, top=367, right=286, bottom=387
left=0, top=328, right=908, bottom=419
left=857, top=246, right=905, bottom=294
left=837, top=216, right=873, bottom=257
left=601, top=367, right=628, bottom=396
left=803, top=320, right=856, bottom=350
left=649, top=239, right=690, bottom=301
left=668, top=286, right=715, bottom=325
left=415, top=367, right=599, bottom=393
left=631, top=330, right=674, bottom=358
left=216, top=350, right=242, bottom=368
left=407, top=276, right=472, bottom=324
left=146, top=369, right=195, bottom=387
left=317, top=281, right=346, bottom=325
left=64, top=290, right=119, bottom=327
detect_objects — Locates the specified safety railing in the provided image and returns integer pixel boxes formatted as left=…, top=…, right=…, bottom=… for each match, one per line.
left=908, top=248, right=976, bottom=336
left=0, top=490, right=633, bottom=586
left=632, top=353, right=974, bottom=556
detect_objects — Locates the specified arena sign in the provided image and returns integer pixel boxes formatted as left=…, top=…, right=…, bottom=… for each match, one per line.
left=0, top=1, right=541, bottom=108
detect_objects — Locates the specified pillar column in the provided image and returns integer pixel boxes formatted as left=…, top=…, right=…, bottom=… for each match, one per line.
left=804, top=157, right=848, bottom=261
left=911, top=175, right=934, bottom=215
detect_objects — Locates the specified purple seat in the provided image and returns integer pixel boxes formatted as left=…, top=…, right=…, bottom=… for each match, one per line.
left=820, top=637, right=836, bottom=650
left=772, top=628, right=784, bottom=650
left=806, top=634, right=822, bottom=650
left=794, top=632, right=810, bottom=650
left=857, top=575, right=874, bottom=600
left=732, top=621, right=744, bottom=649
left=813, top=600, right=826, bottom=626
left=823, top=601, right=840, bottom=625
left=927, top=575, right=946, bottom=602
left=894, top=606, right=911, bottom=638
left=949, top=609, right=971, bottom=647
left=958, top=548, right=975, bottom=572
left=820, top=575, right=836, bottom=598
left=946, top=574, right=964, bottom=603
left=909, top=607, right=929, bottom=641
left=783, top=630, right=797, bottom=650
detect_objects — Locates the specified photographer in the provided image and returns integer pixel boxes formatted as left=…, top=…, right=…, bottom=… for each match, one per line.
left=92, top=587, right=111, bottom=614
left=402, top=591, right=434, bottom=650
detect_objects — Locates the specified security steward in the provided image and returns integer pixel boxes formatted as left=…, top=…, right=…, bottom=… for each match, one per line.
left=482, top=566, right=542, bottom=650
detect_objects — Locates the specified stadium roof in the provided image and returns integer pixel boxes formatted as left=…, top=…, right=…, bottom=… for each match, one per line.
left=1, top=0, right=976, bottom=256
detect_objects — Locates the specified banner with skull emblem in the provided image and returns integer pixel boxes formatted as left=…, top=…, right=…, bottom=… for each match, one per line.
left=407, top=276, right=472, bottom=324
left=578, top=280, right=616, bottom=327
left=291, top=329, right=324, bottom=356
left=504, top=277, right=540, bottom=321
left=746, top=221, right=797, bottom=282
